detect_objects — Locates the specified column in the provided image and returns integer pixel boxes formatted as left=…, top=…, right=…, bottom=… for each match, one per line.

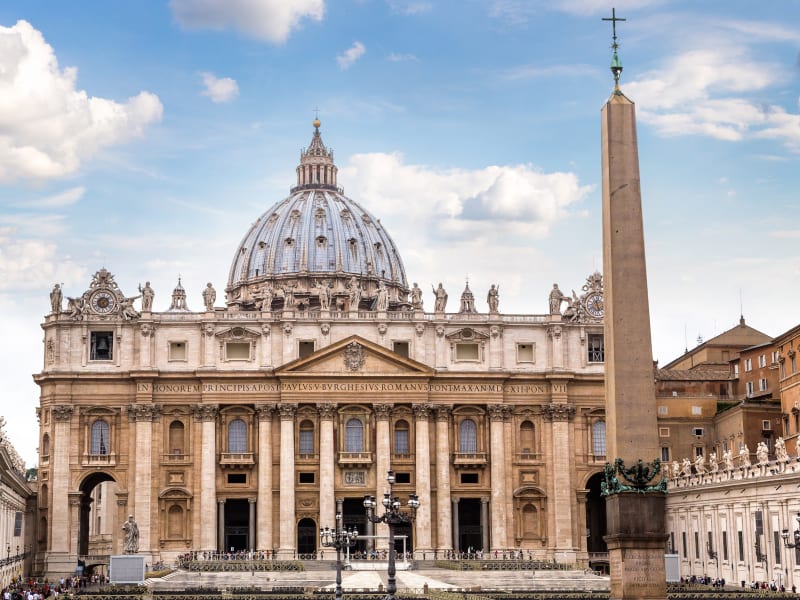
left=413, top=404, right=433, bottom=551
left=548, top=325, right=563, bottom=369
left=49, top=406, right=73, bottom=561
left=435, top=406, right=453, bottom=552
left=481, top=497, right=490, bottom=553
left=278, top=403, right=298, bottom=557
left=193, top=404, right=219, bottom=552
left=488, top=405, right=507, bottom=550
left=218, top=499, right=225, bottom=552
left=260, top=325, right=272, bottom=367
left=374, top=404, right=392, bottom=550
left=255, top=404, right=275, bottom=551
left=249, top=499, right=256, bottom=551
left=318, top=403, right=337, bottom=532
left=544, top=393, right=576, bottom=562
left=452, top=499, right=460, bottom=553
left=130, top=404, right=158, bottom=555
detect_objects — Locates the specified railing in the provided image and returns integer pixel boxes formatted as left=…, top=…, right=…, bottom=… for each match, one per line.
left=296, top=452, right=319, bottom=464
left=392, top=453, right=415, bottom=464
left=82, top=453, right=116, bottom=467
left=161, top=453, right=191, bottom=464
left=453, top=452, right=488, bottom=467
left=219, top=452, right=255, bottom=466
left=515, top=452, right=541, bottom=462
left=338, top=451, right=373, bottom=465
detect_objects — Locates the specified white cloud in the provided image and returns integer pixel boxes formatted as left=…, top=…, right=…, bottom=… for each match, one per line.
left=387, top=52, right=419, bottom=63
left=16, top=186, right=86, bottom=209
left=200, top=72, right=240, bottom=103
left=387, top=0, right=432, bottom=15
left=0, top=229, right=84, bottom=290
left=0, top=21, right=163, bottom=182
left=170, top=0, right=324, bottom=43
left=337, top=42, right=366, bottom=70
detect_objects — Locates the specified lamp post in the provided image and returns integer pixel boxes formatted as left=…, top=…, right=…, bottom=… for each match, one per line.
left=363, top=470, right=420, bottom=600
left=706, top=541, right=719, bottom=577
left=320, top=512, right=359, bottom=600
left=780, top=513, right=800, bottom=589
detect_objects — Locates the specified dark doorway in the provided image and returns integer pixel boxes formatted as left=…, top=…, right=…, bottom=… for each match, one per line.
left=394, top=522, right=413, bottom=555
left=342, top=498, right=369, bottom=553
left=458, top=498, right=482, bottom=552
left=78, top=472, right=116, bottom=557
left=586, top=472, right=608, bottom=572
left=297, top=518, right=317, bottom=555
left=224, top=499, right=249, bottom=551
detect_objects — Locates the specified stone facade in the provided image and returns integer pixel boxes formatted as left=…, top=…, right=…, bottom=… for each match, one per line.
left=0, top=417, right=33, bottom=587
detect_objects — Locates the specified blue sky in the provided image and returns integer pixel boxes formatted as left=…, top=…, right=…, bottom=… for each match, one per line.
left=1, top=0, right=799, bottom=466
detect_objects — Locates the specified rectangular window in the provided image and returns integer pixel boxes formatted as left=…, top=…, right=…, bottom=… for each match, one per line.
left=772, top=351, right=779, bottom=364
left=682, top=531, right=687, bottom=558
left=746, top=381, right=754, bottom=396
left=734, top=364, right=739, bottom=377
left=738, top=530, right=744, bottom=561
left=694, top=531, right=700, bottom=559
left=774, top=530, right=782, bottom=564
left=299, top=429, right=314, bottom=455
left=708, top=531, right=713, bottom=558
left=661, top=447, right=670, bottom=461
left=659, top=427, right=670, bottom=437
left=759, top=354, right=767, bottom=368
left=394, top=428, right=410, bottom=455
left=691, top=406, right=702, bottom=415
left=588, top=334, right=604, bottom=363
left=460, top=472, right=479, bottom=484
left=14, top=511, right=22, bottom=536
left=516, top=343, right=534, bottom=363
left=455, top=343, right=480, bottom=361
left=90, top=331, right=113, bottom=361
left=394, top=472, right=411, bottom=484
left=227, top=473, right=246, bottom=485
left=695, top=446, right=704, bottom=457
left=745, top=358, right=752, bottom=372
left=722, top=530, right=728, bottom=561
left=298, top=340, right=315, bottom=359
left=692, top=427, right=704, bottom=436
left=759, top=378, right=768, bottom=392
left=392, top=341, right=409, bottom=358
left=762, top=420, right=771, bottom=431
left=168, top=341, right=187, bottom=361
left=225, top=342, right=250, bottom=360
left=658, top=406, right=668, bottom=415
left=299, top=472, right=315, bottom=484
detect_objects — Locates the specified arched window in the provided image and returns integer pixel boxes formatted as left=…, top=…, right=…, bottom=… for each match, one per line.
left=394, top=420, right=410, bottom=456
left=299, top=420, right=315, bottom=455
left=169, top=420, right=185, bottom=455
left=520, top=420, right=535, bottom=454
left=345, top=418, right=364, bottom=452
left=592, top=420, right=606, bottom=457
left=167, top=505, right=184, bottom=538
left=459, top=419, right=478, bottom=453
left=91, top=420, right=110, bottom=455
left=42, top=433, right=50, bottom=457
left=228, top=419, right=247, bottom=453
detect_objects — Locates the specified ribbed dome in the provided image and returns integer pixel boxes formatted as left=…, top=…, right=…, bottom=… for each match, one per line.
left=226, top=122, right=409, bottom=312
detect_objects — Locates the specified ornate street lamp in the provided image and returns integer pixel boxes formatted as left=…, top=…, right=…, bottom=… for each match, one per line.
left=781, top=513, right=800, bottom=548
left=320, top=512, right=359, bottom=600
left=363, top=470, right=420, bottom=600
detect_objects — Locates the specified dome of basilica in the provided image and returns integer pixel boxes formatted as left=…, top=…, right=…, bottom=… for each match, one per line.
left=226, top=121, right=409, bottom=312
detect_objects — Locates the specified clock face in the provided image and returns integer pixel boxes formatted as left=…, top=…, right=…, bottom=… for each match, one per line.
left=585, top=292, right=604, bottom=318
left=90, top=290, right=116, bottom=314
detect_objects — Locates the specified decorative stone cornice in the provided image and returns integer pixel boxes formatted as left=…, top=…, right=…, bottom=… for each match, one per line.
left=435, top=405, right=453, bottom=422
left=128, top=403, right=162, bottom=422
left=278, top=403, right=298, bottom=420
left=487, top=404, right=505, bottom=422
left=542, top=403, right=575, bottom=422
left=317, top=402, right=338, bottom=420
left=412, top=403, right=433, bottom=419
left=52, top=405, right=74, bottom=422
left=254, top=403, right=277, bottom=421
left=192, top=404, right=219, bottom=422
left=373, top=403, right=393, bottom=420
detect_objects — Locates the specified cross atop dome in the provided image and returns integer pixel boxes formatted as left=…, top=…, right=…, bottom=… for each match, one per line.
left=293, top=118, right=339, bottom=192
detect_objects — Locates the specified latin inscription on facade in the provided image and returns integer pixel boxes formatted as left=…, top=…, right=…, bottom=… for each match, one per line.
left=137, top=381, right=515, bottom=394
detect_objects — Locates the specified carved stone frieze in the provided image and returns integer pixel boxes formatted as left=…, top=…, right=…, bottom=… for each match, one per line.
left=128, top=403, right=162, bottom=422
left=278, top=403, right=298, bottom=420
left=373, top=403, right=393, bottom=420
left=542, top=403, right=575, bottom=422
left=52, top=405, right=74, bottom=422
left=192, top=404, right=219, bottom=422
left=254, top=403, right=277, bottom=421
left=343, top=342, right=365, bottom=371
left=317, top=402, right=338, bottom=420
left=412, top=403, right=433, bottom=419
left=487, top=404, right=505, bottom=422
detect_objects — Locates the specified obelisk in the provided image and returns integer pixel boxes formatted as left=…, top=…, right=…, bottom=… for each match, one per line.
left=600, top=10, right=667, bottom=600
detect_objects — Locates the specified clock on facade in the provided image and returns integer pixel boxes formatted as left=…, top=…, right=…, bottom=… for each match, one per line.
left=90, top=290, right=116, bottom=314
left=585, top=292, right=604, bottom=318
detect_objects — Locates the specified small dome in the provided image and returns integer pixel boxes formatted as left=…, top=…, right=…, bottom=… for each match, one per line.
left=226, top=123, right=409, bottom=312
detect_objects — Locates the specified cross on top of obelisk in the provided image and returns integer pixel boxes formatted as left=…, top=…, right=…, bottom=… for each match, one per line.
left=602, top=8, right=626, bottom=88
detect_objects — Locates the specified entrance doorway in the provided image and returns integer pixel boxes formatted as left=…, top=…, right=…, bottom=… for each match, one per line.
left=297, top=518, right=317, bottom=555
left=342, top=498, right=368, bottom=554
left=78, top=472, right=117, bottom=557
left=224, top=499, right=249, bottom=551
left=458, top=498, right=482, bottom=552
left=585, top=472, right=609, bottom=573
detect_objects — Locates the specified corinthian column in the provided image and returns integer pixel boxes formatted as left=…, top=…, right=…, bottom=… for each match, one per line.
left=413, top=403, right=432, bottom=551
left=435, top=405, right=453, bottom=551
left=50, top=405, right=73, bottom=560
left=373, top=403, right=393, bottom=550
left=130, top=403, right=160, bottom=555
left=278, top=403, right=298, bottom=557
left=318, top=403, right=337, bottom=532
left=193, top=404, right=219, bottom=552
left=488, top=404, right=507, bottom=550
left=544, top=399, right=576, bottom=561
left=255, top=403, right=276, bottom=551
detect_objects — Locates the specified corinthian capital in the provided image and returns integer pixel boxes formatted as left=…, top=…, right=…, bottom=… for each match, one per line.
left=52, top=405, right=74, bottom=422
left=278, top=403, right=298, bottom=420
left=255, top=403, right=277, bottom=421
left=373, top=403, right=393, bottom=420
left=317, top=402, right=338, bottom=420
left=412, top=403, right=433, bottom=420
left=192, top=403, right=219, bottom=422
left=542, top=403, right=575, bottom=422
left=435, top=405, right=453, bottom=422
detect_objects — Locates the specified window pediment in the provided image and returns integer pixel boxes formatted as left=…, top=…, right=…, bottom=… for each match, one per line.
left=215, top=326, right=261, bottom=341
left=445, top=327, right=489, bottom=342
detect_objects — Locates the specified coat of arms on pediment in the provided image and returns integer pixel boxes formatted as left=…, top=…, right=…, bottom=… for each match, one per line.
left=343, top=342, right=365, bottom=371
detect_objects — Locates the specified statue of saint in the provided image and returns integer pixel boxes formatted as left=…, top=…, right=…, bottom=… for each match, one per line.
left=680, top=457, right=693, bottom=477
left=410, top=283, right=423, bottom=310
left=432, top=283, right=448, bottom=312
left=487, top=284, right=499, bottom=313
left=316, top=280, right=331, bottom=311
left=66, top=296, right=84, bottom=320
left=283, top=284, right=295, bottom=309
left=776, top=437, right=789, bottom=462
left=739, top=443, right=751, bottom=468
left=122, top=515, right=139, bottom=554
left=694, top=453, right=706, bottom=474
left=347, top=277, right=361, bottom=312
left=756, top=441, right=769, bottom=465
left=202, top=283, right=216, bottom=311
left=708, top=451, right=718, bottom=473
left=722, top=449, right=734, bottom=471
left=375, top=282, right=389, bottom=312
left=50, top=283, right=63, bottom=314
left=549, top=284, right=567, bottom=315
left=138, top=282, right=154, bottom=311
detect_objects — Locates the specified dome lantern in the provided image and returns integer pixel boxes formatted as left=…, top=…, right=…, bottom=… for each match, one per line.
left=293, top=119, right=339, bottom=192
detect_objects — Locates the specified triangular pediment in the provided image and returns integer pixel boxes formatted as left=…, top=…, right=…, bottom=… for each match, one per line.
left=276, top=335, right=434, bottom=376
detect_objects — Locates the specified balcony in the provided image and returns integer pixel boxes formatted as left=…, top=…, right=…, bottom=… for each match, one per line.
left=391, top=453, right=415, bottom=465
left=453, top=452, right=487, bottom=468
left=219, top=452, right=255, bottom=469
left=161, top=453, right=192, bottom=465
left=82, top=453, right=116, bottom=467
left=297, top=453, right=319, bottom=465
left=338, top=451, right=373, bottom=466
left=515, top=452, right=541, bottom=463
